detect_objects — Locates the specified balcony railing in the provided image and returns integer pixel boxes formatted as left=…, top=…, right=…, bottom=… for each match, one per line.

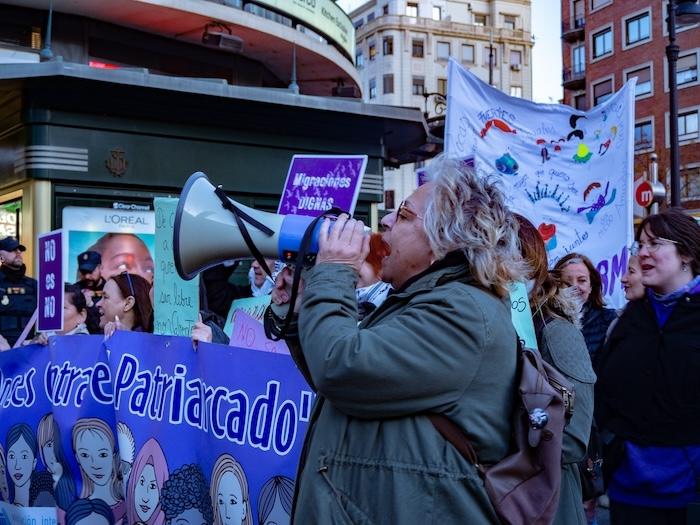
left=356, top=14, right=532, bottom=43
left=563, top=67, right=586, bottom=88
left=562, top=18, right=585, bottom=41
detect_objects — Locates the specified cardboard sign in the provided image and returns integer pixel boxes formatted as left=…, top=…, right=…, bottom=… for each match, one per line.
left=278, top=155, right=367, bottom=217
left=37, top=230, right=63, bottom=333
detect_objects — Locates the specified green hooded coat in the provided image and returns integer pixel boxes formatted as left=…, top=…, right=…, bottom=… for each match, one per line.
left=287, top=259, right=518, bottom=524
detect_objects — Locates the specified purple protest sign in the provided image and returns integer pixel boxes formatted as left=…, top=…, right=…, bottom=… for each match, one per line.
left=37, top=229, right=63, bottom=332
left=278, top=155, right=368, bottom=216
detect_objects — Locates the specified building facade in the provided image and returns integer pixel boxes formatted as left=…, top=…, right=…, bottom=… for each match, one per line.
left=348, top=0, right=534, bottom=209
left=0, top=1, right=430, bottom=272
left=561, top=0, right=700, bottom=211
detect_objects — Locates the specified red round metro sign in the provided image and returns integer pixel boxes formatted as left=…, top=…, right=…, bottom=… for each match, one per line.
left=635, top=181, right=654, bottom=208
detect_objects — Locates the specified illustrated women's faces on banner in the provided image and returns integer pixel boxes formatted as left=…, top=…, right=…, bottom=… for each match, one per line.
left=62, top=207, right=156, bottom=285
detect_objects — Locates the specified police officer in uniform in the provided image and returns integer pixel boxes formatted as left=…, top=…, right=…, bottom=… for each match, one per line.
left=75, top=250, right=104, bottom=334
left=0, top=236, right=37, bottom=346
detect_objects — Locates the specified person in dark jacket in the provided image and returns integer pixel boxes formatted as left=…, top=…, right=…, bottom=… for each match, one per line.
left=0, top=236, right=37, bottom=346
left=267, top=156, right=527, bottom=523
left=597, top=209, right=700, bottom=525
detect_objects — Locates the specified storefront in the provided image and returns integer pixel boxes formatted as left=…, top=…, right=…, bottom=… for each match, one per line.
left=0, top=60, right=428, bottom=274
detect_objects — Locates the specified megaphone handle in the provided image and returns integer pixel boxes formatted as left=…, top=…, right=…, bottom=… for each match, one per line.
left=213, top=186, right=275, bottom=278
left=271, top=207, right=347, bottom=341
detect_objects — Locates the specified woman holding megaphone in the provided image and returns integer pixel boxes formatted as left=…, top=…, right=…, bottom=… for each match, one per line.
left=264, top=156, right=526, bottom=524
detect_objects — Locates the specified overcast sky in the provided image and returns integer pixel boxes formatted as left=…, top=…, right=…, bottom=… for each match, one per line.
left=336, top=0, right=564, bottom=103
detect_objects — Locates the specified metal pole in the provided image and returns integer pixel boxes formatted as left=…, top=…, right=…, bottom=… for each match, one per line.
left=650, top=153, right=659, bottom=215
left=488, top=30, right=494, bottom=86
left=667, top=0, right=681, bottom=206
left=39, top=0, right=53, bottom=61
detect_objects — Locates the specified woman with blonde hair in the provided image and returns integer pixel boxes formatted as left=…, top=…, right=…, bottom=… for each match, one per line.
left=269, top=155, right=527, bottom=522
left=210, top=454, right=252, bottom=525
left=71, top=418, right=124, bottom=523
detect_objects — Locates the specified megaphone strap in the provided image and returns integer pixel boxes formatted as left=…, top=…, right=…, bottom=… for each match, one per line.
left=271, top=207, right=347, bottom=341
left=213, top=186, right=275, bottom=279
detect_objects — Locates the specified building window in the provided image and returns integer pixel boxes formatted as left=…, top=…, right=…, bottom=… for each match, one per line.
left=369, top=42, right=377, bottom=61
left=678, top=53, right=698, bottom=86
left=504, top=15, right=517, bottom=30
left=591, top=0, right=611, bottom=10
left=462, top=44, right=475, bottom=62
left=573, top=0, right=585, bottom=24
left=437, top=41, right=451, bottom=60
left=412, top=76, right=425, bottom=95
left=406, top=2, right=418, bottom=17
left=383, top=74, right=394, bottom=94
left=474, top=13, right=487, bottom=26
left=432, top=6, right=442, bottom=21
left=573, top=45, right=585, bottom=73
left=437, top=78, right=448, bottom=95
left=593, top=28, right=612, bottom=59
left=355, top=51, right=364, bottom=68
left=634, top=120, right=653, bottom=151
left=625, top=12, right=650, bottom=46
left=679, top=110, right=699, bottom=141
left=483, top=46, right=498, bottom=67
left=354, top=18, right=364, bottom=29
left=510, top=86, right=523, bottom=97
left=383, top=36, right=393, bottom=55
left=367, top=12, right=375, bottom=22
left=384, top=190, right=395, bottom=209
left=369, top=78, right=377, bottom=99
left=383, top=4, right=389, bottom=15
left=412, top=39, right=424, bottom=58
left=510, top=50, right=522, bottom=65
left=593, top=78, right=613, bottom=105
left=681, top=166, right=700, bottom=201
left=627, top=66, right=651, bottom=97
left=574, top=93, right=587, bottom=110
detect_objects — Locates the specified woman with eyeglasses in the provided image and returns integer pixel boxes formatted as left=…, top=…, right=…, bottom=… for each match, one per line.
left=596, top=208, right=700, bottom=525
left=98, top=272, right=153, bottom=336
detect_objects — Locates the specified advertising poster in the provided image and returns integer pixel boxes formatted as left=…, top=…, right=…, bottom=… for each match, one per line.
left=62, top=206, right=155, bottom=286
left=0, top=332, right=310, bottom=525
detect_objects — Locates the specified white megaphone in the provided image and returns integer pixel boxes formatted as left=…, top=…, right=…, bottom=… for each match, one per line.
left=174, top=172, right=327, bottom=280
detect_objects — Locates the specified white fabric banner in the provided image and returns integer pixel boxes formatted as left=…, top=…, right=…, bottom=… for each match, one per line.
left=445, top=59, right=635, bottom=307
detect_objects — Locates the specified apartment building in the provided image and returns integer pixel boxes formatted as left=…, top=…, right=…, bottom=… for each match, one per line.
left=562, top=0, right=700, bottom=209
left=349, top=0, right=534, bottom=209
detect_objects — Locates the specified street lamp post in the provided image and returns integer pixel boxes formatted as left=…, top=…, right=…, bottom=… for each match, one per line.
left=666, top=0, right=700, bottom=207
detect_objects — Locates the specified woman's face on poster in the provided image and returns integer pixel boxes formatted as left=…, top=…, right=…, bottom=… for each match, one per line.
left=7, top=436, right=35, bottom=488
left=170, top=507, right=206, bottom=525
left=42, top=440, right=63, bottom=478
left=134, top=463, right=160, bottom=522
left=217, top=471, right=245, bottom=525
left=99, top=235, right=155, bottom=284
left=262, top=492, right=290, bottom=525
left=75, top=429, right=113, bottom=487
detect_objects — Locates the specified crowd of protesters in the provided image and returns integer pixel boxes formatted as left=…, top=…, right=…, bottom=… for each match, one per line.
left=0, top=154, right=699, bottom=524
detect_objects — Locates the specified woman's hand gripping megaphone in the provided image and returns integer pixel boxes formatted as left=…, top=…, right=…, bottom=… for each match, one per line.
left=272, top=214, right=370, bottom=312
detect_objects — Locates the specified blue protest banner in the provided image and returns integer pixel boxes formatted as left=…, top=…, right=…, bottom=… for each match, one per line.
left=0, top=332, right=310, bottom=525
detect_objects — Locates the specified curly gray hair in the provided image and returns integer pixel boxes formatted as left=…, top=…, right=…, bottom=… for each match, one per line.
left=422, top=155, right=527, bottom=298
